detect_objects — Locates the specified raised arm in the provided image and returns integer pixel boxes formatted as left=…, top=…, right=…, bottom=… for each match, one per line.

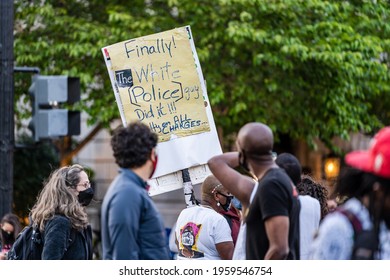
left=208, top=152, right=255, bottom=209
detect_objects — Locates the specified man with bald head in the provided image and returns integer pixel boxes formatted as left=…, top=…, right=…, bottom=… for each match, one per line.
left=208, top=122, right=300, bottom=260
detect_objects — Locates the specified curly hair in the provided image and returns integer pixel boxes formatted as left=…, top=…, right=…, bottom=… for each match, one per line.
left=297, top=175, right=329, bottom=219
left=111, top=121, right=158, bottom=168
left=30, top=164, right=89, bottom=231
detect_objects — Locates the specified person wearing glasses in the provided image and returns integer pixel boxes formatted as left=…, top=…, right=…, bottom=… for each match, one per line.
left=174, top=174, right=234, bottom=260
left=28, top=164, right=94, bottom=259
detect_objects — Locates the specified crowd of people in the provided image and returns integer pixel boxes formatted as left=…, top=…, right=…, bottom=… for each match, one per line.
left=2, top=121, right=390, bottom=260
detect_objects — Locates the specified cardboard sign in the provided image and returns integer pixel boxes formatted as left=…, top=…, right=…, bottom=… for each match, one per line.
left=102, top=26, right=222, bottom=187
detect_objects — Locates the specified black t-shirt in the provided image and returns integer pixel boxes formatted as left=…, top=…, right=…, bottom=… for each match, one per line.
left=245, top=168, right=300, bottom=260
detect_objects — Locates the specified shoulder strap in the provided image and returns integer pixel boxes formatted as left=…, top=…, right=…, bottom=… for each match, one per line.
left=336, top=207, right=363, bottom=234
left=336, top=207, right=378, bottom=260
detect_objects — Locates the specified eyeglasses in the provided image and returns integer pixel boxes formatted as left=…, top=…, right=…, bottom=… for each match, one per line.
left=77, top=181, right=91, bottom=189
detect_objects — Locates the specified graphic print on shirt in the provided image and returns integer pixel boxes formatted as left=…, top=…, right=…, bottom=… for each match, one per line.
left=179, top=222, right=204, bottom=258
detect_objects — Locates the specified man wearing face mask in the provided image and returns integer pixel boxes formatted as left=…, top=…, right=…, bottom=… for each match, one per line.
left=310, top=126, right=390, bottom=260
left=208, top=122, right=300, bottom=260
left=101, top=121, right=170, bottom=260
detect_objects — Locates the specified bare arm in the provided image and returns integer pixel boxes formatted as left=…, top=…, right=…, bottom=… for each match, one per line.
left=216, top=241, right=234, bottom=260
left=264, top=216, right=289, bottom=260
left=208, top=152, right=255, bottom=209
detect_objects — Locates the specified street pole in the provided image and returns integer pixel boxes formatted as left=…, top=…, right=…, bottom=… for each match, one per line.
left=0, top=0, right=14, bottom=219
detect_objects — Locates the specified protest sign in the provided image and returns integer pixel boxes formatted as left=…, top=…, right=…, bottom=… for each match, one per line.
left=102, top=26, right=222, bottom=189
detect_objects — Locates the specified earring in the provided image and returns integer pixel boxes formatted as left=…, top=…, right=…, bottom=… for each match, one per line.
left=217, top=201, right=220, bottom=207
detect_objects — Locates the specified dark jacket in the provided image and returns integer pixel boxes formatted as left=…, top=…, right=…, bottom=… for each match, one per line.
left=42, top=215, right=92, bottom=260
left=101, top=168, right=170, bottom=260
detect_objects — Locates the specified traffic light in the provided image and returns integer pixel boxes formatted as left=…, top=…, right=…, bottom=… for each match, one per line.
left=29, top=75, right=81, bottom=142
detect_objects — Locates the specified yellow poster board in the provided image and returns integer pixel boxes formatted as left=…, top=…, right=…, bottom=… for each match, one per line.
left=102, top=26, right=222, bottom=187
left=103, top=26, right=210, bottom=142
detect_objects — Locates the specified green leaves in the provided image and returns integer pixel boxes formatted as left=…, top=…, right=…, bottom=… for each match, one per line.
left=14, top=0, right=390, bottom=151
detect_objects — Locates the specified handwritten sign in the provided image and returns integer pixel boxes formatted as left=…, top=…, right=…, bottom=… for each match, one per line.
left=103, top=26, right=210, bottom=142
left=102, top=26, right=222, bottom=182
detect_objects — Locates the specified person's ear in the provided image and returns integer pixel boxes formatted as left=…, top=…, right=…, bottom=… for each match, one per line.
left=213, top=191, right=219, bottom=202
left=150, top=148, right=157, bottom=161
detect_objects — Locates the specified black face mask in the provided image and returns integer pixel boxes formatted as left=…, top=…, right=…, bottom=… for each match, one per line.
left=78, top=187, right=94, bottom=206
left=217, top=192, right=234, bottom=212
left=238, top=151, right=250, bottom=173
left=1, top=230, right=14, bottom=244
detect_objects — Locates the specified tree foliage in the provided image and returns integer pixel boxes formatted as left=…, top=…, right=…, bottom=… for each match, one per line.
left=14, top=0, right=390, bottom=149
left=13, top=136, right=60, bottom=219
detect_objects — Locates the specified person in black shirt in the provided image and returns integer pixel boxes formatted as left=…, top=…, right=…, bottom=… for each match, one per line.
left=208, top=122, right=300, bottom=260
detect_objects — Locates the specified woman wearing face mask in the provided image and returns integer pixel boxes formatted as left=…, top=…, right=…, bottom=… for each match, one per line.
left=0, top=213, right=23, bottom=260
left=212, top=178, right=241, bottom=246
left=29, top=164, right=93, bottom=260
left=175, top=175, right=234, bottom=260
